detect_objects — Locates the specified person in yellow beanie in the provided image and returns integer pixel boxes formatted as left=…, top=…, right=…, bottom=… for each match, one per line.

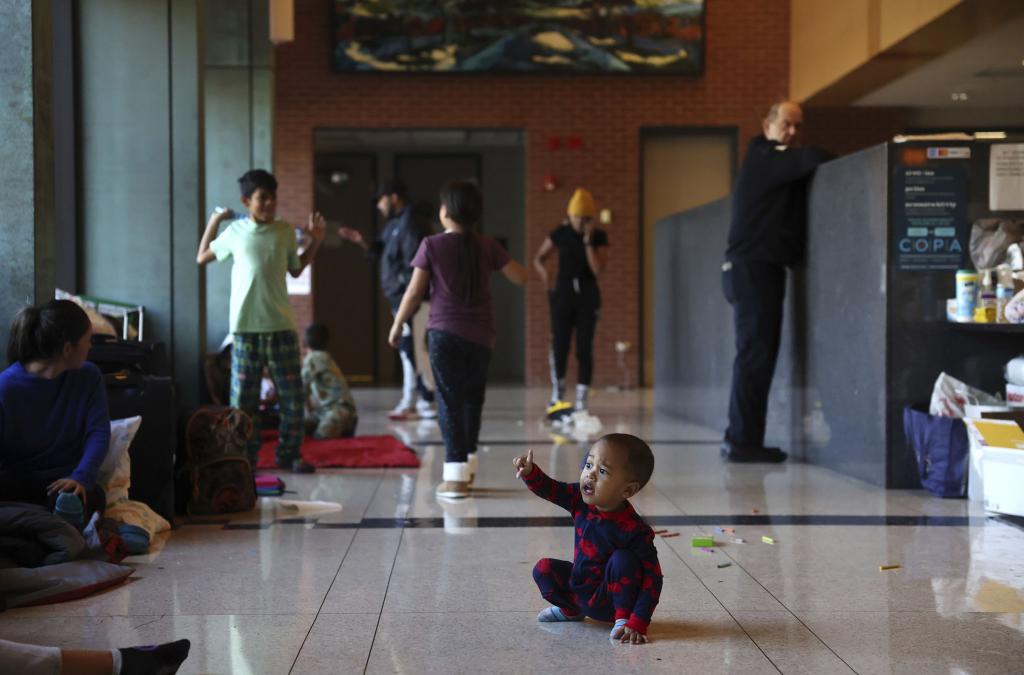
left=533, top=188, right=609, bottom=410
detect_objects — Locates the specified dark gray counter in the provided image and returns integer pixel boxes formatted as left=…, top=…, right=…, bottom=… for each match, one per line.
left=653, top=198, right=802, bottom=454
left=655, top=142, right=1024, bottom=489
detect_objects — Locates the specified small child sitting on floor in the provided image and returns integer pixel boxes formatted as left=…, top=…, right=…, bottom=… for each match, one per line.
left=513, top=434, right=662, bottom=645
left=301, top=323, right=358, bottom=439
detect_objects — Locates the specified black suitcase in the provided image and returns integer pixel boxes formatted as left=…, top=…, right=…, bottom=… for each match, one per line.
left=105, top=370, right=177, bottom=522
left=89, top=335, right=169, bottom=377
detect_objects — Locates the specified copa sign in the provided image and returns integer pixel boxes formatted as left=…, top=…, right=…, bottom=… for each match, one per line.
left=898, top=238, right=963, bottom=254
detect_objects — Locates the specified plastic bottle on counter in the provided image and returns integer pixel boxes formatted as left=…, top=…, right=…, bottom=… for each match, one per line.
left=980, top=270, right=997, bottom=323
left=955, top=269, right=979, bottom=323
left=997, top=265, right=1015, bottom=324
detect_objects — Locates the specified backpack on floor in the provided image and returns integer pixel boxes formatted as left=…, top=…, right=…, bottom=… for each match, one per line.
left=179, top=407, right=257, bottom=515
left=903, top=404, right=969, bottom=498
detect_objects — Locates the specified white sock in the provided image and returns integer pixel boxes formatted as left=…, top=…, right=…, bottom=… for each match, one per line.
left=397, top=350, right=417, bottom=409
left=576, top=384, right=590, bottom=409
left=442, top=462, right=470, bottom=482
left=537, top=606, right=582, bottom=622
left=111, top=648, right=122, bottom=675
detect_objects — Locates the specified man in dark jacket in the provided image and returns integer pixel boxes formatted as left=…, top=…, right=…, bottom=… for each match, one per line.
left=339, top=180, right=436, bottom=420
left=721, top=101, right=826, bottom=463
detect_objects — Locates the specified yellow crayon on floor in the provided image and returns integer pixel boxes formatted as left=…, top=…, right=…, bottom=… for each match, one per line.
left=761, top=536, right=775, bottom=545
left=879, top=564, right=901, bottom=571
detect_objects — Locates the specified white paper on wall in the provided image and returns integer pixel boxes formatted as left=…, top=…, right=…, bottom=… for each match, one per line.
left=990, top=143, right=1024, bottom=211
left=287, top=264, right=311, bottom=295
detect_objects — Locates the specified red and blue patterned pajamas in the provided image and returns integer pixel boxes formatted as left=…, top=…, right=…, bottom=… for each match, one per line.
left=522, top=465, right=663, bottom=634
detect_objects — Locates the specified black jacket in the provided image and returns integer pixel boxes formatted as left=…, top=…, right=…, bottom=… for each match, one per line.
left=367, top=206, right=425, bottom=304
left=726, top=135, right=827, bottom=266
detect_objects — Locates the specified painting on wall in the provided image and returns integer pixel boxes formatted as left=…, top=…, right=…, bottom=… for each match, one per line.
left=332, top=1, right=705, bottom=74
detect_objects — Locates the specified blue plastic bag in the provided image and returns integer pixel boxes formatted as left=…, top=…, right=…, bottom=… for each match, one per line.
left=903, top=404, right=968, bottom=498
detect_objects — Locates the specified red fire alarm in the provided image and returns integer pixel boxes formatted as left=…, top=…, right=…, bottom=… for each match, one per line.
left=567, top=136, right=583, bottom=150
left=543, top=174, right=558, bottom=191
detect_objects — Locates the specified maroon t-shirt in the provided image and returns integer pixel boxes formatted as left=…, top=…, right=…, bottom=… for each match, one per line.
left=411, top=232, right=511, bottom=348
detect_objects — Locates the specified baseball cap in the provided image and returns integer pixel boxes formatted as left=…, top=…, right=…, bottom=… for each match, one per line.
left=374, top=179, right=407, bottom=200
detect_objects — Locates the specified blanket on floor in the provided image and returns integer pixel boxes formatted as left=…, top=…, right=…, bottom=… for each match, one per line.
left=256, top=433, right=419, bottom=469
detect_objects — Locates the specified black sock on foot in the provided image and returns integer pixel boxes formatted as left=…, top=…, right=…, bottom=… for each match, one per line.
left=119, top=639, right=191, bottom=675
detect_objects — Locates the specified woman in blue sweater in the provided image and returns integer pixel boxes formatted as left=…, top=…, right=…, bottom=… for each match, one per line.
left=0, top=300, right=109, bottom=522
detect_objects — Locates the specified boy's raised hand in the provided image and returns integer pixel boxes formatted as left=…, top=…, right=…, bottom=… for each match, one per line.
left=513, top=449, right=534, bottom=479
left=306, top=211, right=327, bottom=244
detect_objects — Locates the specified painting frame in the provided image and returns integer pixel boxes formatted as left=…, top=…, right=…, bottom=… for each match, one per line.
left=331, top=1, right=706, bottom=76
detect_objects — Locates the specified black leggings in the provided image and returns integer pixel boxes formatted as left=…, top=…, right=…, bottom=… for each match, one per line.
left=549, top=288, right=600, bottom=386
left=428, top=330, right=491, bottom=464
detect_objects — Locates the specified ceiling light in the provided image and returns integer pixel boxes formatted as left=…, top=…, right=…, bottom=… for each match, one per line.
left=951, top=92, right=969, bottom=101
left=974, top=131, right=1008, bottom=140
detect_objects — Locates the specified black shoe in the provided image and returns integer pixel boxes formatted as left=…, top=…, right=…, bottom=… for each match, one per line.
left=720, top=442, right=788, bottom=463
left=277, top=458, right=316, bottom=474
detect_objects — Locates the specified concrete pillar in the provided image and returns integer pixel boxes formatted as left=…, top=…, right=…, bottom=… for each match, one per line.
left=78, top=0, right=206, bottom=405
left=0, top=0, right=56, bottom=355
left=203, top=0, right=273, bottom=353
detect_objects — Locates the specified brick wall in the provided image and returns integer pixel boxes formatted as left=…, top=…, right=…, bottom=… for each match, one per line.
left=276, top=0, right=792, bottom=386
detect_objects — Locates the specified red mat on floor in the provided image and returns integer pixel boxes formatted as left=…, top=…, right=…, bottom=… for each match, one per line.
left=256, top=431, right=420, bottom=469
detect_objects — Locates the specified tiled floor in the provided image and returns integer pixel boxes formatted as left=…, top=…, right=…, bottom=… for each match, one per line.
left=3, top=388, right=1024, bottom=674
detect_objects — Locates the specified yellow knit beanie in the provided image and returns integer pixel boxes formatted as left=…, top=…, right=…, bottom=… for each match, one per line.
left=567, top=188, right=596, bottom=218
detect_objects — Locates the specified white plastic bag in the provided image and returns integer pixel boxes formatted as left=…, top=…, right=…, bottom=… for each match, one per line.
left=1005, top=288, right=1024, bottom=324
left=1006, top=356, right=1024, bottom=386
left=929, top=372, right=1001, bottom=418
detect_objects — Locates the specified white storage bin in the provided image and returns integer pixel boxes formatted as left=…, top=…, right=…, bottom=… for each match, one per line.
left=981, top=445, right=1024, bottom=517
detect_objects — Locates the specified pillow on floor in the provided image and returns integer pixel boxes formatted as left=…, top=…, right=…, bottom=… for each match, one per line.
left=97, top=416, right=142, bottom=504
left=0, top=560, right=133, bottom=609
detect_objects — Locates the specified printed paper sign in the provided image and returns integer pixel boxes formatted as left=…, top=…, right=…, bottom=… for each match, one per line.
left=990, top=143, right=1024, bottom=211
left=893, top=166, right=968, bottom=271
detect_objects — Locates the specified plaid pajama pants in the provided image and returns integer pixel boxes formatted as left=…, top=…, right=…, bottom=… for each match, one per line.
left=231, top=331, right=304, bottom=464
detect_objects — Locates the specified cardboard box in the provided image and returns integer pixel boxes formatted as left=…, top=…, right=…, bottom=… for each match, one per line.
left=964, top=413, right=1024, bottom=517
left=964, top=405, right=1016, bottom=502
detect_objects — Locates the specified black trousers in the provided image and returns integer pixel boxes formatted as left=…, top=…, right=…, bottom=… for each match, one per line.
left=549, top=285, right=600, bottom=386
left=428, top=330, right=492, bottom=464
left=0, top=469, right=106, bottom=524
left=723, top=261, right=786, bottom=447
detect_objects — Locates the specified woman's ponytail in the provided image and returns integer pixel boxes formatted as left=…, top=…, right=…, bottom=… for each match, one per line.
left=6, top=300, right=91, bottom=366
left=7, top=306, right=41, bottom=365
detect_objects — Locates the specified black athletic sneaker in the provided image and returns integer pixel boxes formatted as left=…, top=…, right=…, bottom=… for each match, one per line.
left=277, top=458, right=316, bottom=473
left=720, top=442, right=788, bottom=463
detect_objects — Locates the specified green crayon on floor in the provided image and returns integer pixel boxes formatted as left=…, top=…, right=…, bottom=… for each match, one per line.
left=691, top=535, right=715, bottom=548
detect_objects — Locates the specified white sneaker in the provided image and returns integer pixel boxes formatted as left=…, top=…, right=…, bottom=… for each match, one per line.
left=416, top=399, right=438, bottom=419
left=388, top=402, right=417, bottom=421
left=435, top=480, right=470, bottom=499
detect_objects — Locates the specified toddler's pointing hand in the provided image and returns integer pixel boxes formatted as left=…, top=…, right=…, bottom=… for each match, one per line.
left=513, top=449, right=534, bottom=479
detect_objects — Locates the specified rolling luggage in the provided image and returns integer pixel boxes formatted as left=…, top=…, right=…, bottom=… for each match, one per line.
left=105, top=370, right=177, bottom=521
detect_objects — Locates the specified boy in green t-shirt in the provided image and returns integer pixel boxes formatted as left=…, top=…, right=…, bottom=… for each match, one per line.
left=197, top=169, right=326, bottom=473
